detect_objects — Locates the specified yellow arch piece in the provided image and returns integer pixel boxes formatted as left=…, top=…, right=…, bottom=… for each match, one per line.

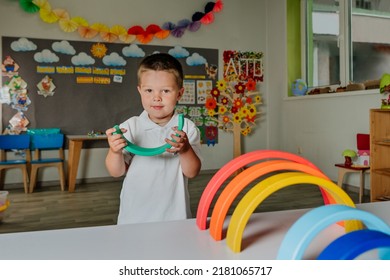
left=209, top=160, right=331, bottom=241
left=225, top=172, right=361, bottom=253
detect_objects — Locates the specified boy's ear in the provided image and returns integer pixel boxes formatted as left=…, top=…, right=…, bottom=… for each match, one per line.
left=177, top=87, right=185, bottom=101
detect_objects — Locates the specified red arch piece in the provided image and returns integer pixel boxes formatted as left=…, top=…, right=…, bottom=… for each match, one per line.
left=195, top=150, right=333, bottom=230
left=209, top=160, right=331, bottom=241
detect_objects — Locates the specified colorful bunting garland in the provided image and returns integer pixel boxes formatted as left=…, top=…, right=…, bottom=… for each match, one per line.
left=18, top=0, right=224, bottom=44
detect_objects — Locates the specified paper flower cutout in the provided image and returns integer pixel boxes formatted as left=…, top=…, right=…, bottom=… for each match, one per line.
left=91, top=23, right=109, bottom=33
left=127, top=25, right=162, bottom=44
left=39, top=8, right=59, bottom=23
left=213, top=0, right=224, bottom=12
left=37, top=75, right=56, bottom=98
left=100, top=25, right=127, bottom=42
left=206, top=80, right=262, bottom=137
left=59, top=18, right=78, bottom=32
left=100, top=32, right=118, bottom=43
left=72, top=16, right=88, bottom=27
left=119, top=33, right=136, bottom=44
left=33, top=0, right=51, bottom=9
left=19, top=0, right=39, bottom=13
left=111, top=25, right=127, bottom=35
left=200, top=13, right=214, bottom=24
left=246, top=79, right=257, bottom=91
left=78, top=26, right=99, bottom=39
left=17, top=0, right=224, bottom=44
left=53, top=9, right=70, bottom=20
left=155, top=29, right=170, bottom=40
left=205, top=97, right=217, bottom=110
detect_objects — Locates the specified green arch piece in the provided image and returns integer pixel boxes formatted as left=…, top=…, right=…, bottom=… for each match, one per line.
left=113, top=114, right=184, bottom=156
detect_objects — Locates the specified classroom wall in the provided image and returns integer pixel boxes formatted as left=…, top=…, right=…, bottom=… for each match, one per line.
left=0, top=0, right=278, bottom=185
left=1, top=0, right=374, bottom=189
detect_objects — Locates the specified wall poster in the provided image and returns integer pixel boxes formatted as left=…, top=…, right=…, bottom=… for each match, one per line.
left=1, top=36, right=218, bottom=146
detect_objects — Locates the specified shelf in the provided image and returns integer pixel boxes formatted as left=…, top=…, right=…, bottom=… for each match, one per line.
left=371, top=108, right=390, bottom=112
left=372, top=168, right=390, bottom=176
left=370, top=109, right=390, bottom=202
left=373, top=140, right=390, bottom=146
left=376, top=195, right=390, bottom=201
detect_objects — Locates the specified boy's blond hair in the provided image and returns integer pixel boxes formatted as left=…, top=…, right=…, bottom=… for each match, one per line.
left=137, top=53, right=184, bottom=88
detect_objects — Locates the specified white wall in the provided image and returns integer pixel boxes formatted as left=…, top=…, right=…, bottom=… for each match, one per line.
left=281, top=91, right=377, bottom=189
left=1, top=0, right=278, bottom=185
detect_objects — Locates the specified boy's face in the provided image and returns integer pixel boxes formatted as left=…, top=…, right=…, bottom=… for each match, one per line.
left=137, top=70, right=184, bottom=125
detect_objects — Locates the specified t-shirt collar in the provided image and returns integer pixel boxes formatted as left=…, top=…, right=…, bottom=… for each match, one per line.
left=139, top=110, right=178, bottom=130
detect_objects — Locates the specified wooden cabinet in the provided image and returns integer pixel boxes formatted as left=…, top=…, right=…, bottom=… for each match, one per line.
left=370, top=109, right=390, bottom=202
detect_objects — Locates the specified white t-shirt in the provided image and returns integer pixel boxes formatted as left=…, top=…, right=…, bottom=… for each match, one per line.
left=117, top=111, right=202, bottom=224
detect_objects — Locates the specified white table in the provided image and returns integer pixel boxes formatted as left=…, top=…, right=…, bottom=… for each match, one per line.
left=0, top=201, right=389, bottom=260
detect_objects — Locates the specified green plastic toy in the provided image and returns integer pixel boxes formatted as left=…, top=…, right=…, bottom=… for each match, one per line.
left=113, top=114, right=184, bottom=156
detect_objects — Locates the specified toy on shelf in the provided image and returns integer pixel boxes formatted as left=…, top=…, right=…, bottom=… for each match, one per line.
left=379, top=73, right=390, bottom=109
left=291, top=79, right=308, bottom=96
left=342, top=149, right=357, bottom=166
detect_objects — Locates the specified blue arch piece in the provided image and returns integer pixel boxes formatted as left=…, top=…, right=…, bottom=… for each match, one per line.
left=276, top=204, right=390, bottom=260
left=318, top=229, right=390, bottom=260
left=113, top=114, right=184, bottom=156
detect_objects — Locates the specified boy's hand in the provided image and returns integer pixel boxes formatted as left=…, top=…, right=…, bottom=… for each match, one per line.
left=105, top=127, right=128, bottom=153
left=165, top=126, right=190, bottom=155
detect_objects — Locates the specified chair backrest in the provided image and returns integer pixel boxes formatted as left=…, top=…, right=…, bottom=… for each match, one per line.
left=357, top=133, right=370, bottom=151
left=30, top=133, right=64, bottom=150
left=0, top=134, right=30, bottom=150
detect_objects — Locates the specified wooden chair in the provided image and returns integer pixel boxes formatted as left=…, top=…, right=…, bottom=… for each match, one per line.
left=29, top=133, right=66, bottom=193
left=0, top=134, right=31, bottom=193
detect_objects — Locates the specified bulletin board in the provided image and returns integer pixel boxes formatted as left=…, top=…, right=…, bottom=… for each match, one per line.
left=1, top=36, right=218, bottom=146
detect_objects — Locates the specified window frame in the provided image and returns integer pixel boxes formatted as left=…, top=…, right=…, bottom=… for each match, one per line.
left=302, top=0, right=353, bottom=88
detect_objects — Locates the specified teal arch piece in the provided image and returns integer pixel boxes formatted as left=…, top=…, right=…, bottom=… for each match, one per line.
left=276, top=204, right=390, bottom=260
left=113, top=114, right=184, bottom=156
left=317, top=229, right=390, bottom=260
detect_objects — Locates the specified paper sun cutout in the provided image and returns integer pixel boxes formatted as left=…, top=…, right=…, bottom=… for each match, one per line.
left=37, top=75, right=56, bottom=97
left=91, top=42, right=108, bottom=58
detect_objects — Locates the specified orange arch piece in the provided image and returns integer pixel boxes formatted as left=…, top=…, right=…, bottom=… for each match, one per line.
left=209, top=160, right=331, bottom=241
left=196, top=150, right=333, bottom=230
left=225, top=172, right=360, bottom=253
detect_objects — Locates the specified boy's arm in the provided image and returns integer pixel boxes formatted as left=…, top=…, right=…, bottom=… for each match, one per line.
left=179, top=146, right=201, bottom=178
left=166, top=124, right=202, bottom=178
left=105, top=127, right=128, bottom=177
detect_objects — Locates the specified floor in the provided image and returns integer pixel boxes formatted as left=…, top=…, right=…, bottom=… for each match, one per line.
left=0, top=171, right=362, bottom=234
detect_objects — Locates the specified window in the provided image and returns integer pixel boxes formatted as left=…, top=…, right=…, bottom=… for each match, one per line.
left=304, top=0, right=390, bottom=90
